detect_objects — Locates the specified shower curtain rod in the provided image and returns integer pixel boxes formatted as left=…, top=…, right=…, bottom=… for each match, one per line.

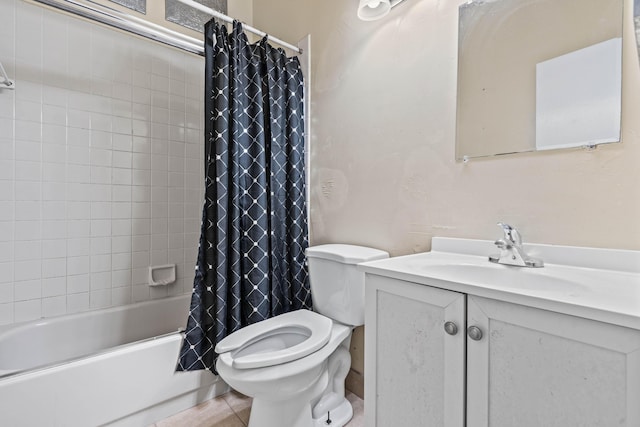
left=28, top=0, right=302, bottom=56
left=30, top=0, right=205, bottom=55
left=173, top=0, right=302, bottom=54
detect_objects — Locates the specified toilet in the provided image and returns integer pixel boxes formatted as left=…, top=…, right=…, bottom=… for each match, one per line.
left=215, top=244, right=389, bottom=427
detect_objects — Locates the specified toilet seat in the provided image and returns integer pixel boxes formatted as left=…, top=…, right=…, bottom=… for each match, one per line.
left=215, top=309, right=333, bottom=369
left=216, top=321, right=351, bottom=394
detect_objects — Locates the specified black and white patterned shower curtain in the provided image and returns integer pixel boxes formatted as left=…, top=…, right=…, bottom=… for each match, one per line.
left=177, top=21, right=311, bottom=372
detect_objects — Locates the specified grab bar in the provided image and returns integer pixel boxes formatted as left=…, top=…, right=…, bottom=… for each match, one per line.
left=0, top=60, right=15, bottom=90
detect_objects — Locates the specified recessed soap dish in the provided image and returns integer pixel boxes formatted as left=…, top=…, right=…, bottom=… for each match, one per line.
left=149, top=264, right=176, bottom=287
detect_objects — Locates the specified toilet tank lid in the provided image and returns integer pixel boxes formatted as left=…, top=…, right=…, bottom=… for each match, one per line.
left=306, top=244, right=389, bottom=265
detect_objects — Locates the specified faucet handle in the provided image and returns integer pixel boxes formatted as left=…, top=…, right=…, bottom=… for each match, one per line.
left=491, top=222, right=543, bottom=268
left=494, top=239, right=511, bottom=250
left=496, top=222, right=522, bottom=246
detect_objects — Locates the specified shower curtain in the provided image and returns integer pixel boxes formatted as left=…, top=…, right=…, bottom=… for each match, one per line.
left=177, top=21, right=312, bottom=372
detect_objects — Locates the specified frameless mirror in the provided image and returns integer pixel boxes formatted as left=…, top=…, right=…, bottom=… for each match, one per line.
left=456, top=0, right=623, bottom=161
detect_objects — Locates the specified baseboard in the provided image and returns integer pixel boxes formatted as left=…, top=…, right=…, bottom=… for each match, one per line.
left=345, top=368, right=364, bottom=399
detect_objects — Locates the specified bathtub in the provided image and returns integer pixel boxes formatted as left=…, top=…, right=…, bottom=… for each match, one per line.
left=0, top=295, right=227, bottom=427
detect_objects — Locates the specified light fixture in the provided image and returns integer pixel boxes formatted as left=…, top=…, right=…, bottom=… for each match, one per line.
left=357, top=0, right=407, bottom=21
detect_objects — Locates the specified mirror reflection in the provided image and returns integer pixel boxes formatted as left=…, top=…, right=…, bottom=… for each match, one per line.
left=456, top=0, right=623, bottom=160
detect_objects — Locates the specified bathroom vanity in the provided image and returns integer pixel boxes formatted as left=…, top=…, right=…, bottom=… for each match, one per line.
left=359, top=238, right=640, bottom=427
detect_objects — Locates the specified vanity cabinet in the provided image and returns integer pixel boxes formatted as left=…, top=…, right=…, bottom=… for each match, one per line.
left=364, top=274, right=466, bottom=426
left=364, top=274, right=640, bottom=427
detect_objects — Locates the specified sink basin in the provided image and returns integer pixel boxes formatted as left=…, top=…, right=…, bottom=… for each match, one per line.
left=420, top=263, right=586, bottom=293
left=363, top=250, right=614, bottom=296
left=358, top=237, right=640, bottom=330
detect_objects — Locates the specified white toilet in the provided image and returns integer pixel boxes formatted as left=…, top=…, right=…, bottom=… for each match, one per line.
left=215, top=244, right=389, bottom=427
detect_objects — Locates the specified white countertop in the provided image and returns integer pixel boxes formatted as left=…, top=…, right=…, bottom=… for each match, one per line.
left=358, top=238, right=640, bottom=330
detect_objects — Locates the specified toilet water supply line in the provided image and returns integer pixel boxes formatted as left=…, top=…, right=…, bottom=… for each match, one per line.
left=0, top=60, right=15, bottom=90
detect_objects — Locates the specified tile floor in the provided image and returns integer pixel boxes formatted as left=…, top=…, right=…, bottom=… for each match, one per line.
left=152, top=390, right=364, bottom=427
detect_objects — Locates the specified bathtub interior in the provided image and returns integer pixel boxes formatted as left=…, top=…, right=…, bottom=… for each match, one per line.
left=0, top=294, right=192, bottom=376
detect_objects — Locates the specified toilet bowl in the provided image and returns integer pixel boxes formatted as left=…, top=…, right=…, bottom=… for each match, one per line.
left=216, top=312, right=352, bottom=427
left=214, top=244, right=389, bottom=427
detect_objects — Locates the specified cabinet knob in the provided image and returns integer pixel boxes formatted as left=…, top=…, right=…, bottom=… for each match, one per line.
left=467, top=325, right=483, bottom=341
left=444, top=321, right=458, bottom=335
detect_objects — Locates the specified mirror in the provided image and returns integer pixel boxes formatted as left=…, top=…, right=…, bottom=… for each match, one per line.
left=456, top=0, right=623, bottom=160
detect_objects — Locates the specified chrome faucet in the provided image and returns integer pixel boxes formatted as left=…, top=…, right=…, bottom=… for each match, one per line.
left=489, top=223, right=544, bottom=268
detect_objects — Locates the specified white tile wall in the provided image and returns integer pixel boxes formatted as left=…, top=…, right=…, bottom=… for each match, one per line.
left=0, top=0, right=205, bottom=325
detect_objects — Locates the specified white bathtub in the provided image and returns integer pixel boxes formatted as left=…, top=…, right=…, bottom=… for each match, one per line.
left=0, top=295, right=227, bottom=427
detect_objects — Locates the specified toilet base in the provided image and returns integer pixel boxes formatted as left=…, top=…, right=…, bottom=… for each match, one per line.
left=246, top=370, right=328, bottom=427
left=248, top=397, right=314, bottom=427
left=312, top=396, right=353, bottom=427
left=246, top=394, right=354, bottom=427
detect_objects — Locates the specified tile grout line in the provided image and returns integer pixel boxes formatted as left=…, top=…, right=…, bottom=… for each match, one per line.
left=220, top=393, right=248, bottom=427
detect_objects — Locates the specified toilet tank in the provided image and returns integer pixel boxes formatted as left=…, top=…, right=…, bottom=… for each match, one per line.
left=306, top=244, right=389, bottom=326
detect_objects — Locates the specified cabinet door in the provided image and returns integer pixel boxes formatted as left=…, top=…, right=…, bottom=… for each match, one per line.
left=467, top=295, right=640, bottom=427
left=364, top=275, right=466, bottom=427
